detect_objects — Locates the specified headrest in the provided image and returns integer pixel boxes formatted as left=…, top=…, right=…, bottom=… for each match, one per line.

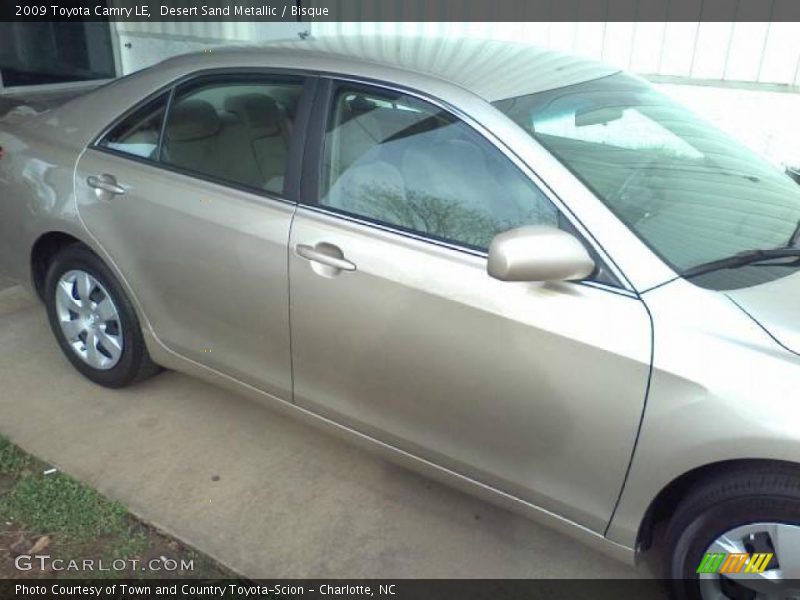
left=224, top=93, right=282, bottom=134
left=346, top=96, right=377, bottom=114
left=167, top=99, right=220, bottom=142
left=267, top=88, right=300, bottom=118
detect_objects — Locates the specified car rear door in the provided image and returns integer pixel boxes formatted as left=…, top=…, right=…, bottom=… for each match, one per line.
left=75, top=73, right=315, bottom=400
left=287, top=78, right=653, bottom=532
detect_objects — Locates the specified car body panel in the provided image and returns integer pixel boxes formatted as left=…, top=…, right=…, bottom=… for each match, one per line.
left=264, top=36, right=619, bottom=102
left=0, top=119, right=89, bottom=287
left=137, top=326, right=637, bottom=565
left=74, top=148, right=295, bottom=398
left=607, top=278, right=800, bottom=545
left=289, top=205, right=652, bottom=533
left=726, top=270, right=800, bottom=356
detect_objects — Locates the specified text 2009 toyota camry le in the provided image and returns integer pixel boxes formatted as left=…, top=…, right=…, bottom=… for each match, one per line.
left=1, top=36, right=799, bottom=598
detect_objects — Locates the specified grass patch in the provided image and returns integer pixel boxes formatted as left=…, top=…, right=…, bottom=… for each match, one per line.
left=0, top=437, right=30, bottom=476
left=1, top=475, right=130, bottom=542
left=0, top=435, right=233, bottom=579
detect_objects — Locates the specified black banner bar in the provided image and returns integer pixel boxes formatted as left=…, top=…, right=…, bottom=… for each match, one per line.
left=4, top=0, right=800, bottom=22
left=2, top=578, right=673, bottom=600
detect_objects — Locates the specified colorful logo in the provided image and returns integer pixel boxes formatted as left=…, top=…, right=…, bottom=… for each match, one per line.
left=697, top=552, right=773, bottom=574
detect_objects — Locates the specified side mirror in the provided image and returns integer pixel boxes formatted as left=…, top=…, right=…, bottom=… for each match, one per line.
left=487, top=225, right=595, bottom=282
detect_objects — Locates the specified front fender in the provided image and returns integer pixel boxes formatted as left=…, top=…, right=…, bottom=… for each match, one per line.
left=606, top=278, right=800, bottom=549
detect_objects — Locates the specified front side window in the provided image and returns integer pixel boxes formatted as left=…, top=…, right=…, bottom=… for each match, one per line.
left=319, top=86, right=558, bottom=252
left=494, top=73, right=800, bottom=290
left=161, top=77, right=303, bottom=195
left=100, top=93, right=167, bottom=160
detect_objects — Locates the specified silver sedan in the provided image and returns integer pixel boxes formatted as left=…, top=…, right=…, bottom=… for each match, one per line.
left=1, top=36, right=800, bottom=599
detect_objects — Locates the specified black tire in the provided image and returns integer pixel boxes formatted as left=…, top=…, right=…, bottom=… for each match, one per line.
left=665, top=462, right=800, bottom=600
left=44, top=243, right=160, bottom=388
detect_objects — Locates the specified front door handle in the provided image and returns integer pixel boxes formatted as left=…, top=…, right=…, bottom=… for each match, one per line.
left=87, top=174, right=125, bottom=197
left=296, top=243, right=356, bottom=272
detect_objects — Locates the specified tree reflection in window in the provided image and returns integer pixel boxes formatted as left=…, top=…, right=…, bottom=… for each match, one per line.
left=320, top=88, right=558, bottom=251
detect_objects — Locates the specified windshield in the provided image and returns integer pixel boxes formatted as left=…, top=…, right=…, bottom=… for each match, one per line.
left=494, top=72, right=800, bottom=290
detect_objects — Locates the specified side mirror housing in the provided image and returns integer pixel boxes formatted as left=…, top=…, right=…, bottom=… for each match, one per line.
left=487, top=225, right=596, bottom=282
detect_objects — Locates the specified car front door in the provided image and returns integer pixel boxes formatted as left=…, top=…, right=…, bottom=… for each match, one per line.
left=75, top=73, right=314, bottom=399
left=288, top=80, right=653, bottom=531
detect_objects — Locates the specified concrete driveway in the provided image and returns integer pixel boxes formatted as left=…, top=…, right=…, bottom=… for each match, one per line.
left=0, top=281, right=663, bottom=586
left=0, top=274, right=16, bottom=293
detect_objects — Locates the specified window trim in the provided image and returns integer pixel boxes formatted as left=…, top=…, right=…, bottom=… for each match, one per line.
left=97, top=90, right=170, bottom=163
left=300, top=75, right=633, bottom=294
left=157, top=85, right=175, bottom=162
left=90, top=68, right=318, bottom=205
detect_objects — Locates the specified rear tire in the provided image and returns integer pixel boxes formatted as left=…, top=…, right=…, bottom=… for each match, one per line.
left=665, top=463, right=800, bottom=600
left=44, top=244, right=159, bottom=388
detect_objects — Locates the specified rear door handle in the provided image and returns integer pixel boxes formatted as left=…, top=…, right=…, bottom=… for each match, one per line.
left=296, top=244, right=356, bottom=272
left=87, top=174, right=125, bottom=196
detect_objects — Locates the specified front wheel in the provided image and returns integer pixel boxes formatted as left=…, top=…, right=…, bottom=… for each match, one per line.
left=44, top=244, right=159, bottom=388
left=665, top=463, right=800, bottom=600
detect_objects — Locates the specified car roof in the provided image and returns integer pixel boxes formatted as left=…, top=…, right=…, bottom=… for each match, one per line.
left=167, top=34, right=618, bottom=102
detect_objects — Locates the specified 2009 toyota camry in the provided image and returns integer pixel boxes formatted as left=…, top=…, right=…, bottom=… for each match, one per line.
left=1, top=36, right=799, bottom=598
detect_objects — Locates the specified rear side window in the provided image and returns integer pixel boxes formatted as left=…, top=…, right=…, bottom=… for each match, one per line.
left=161, top=78, right=303, bottom=195
left=99, top=93, right=167, bottom=160
left=319, top=86, right=558, bottom=251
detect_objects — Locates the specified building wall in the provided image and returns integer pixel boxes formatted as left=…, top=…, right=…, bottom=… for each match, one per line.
left=657, top=82, right=800, bottom=168
left=310, top=21, right=800, bottom=87
left=113, top=21, right=307, bottom=73
left=115, top=20, right=800, bottom=86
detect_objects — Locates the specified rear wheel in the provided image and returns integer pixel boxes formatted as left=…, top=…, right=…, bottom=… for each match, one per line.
left=665, top=464, right=800, bottom=600
left=44, top=244, right=159, bottom=388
